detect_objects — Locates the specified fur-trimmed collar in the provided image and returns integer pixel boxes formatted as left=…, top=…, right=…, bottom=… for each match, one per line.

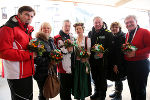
left=36, top=32, right=49, bottom=41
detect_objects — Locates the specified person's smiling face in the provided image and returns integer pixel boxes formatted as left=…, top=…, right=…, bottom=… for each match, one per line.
left=125, top=17, right=137, bottom=31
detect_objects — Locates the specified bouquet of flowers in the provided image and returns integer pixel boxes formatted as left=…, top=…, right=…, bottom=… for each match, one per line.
left=91, top=44, right=107, bottom=59
left=49, top=49, right=63, bottom=64
left=27, top=38, right=46, bottom=56
left=79, top=48, right=89, bottom=58
left=91, top=44, right=105, bottom=53
left=75, top=46, right=90, bottom=60
left=63, top=39, right=74, bottom=48
left=76, top=47, right=90, bottom=73
left=121, top=42, right=137, bottom=53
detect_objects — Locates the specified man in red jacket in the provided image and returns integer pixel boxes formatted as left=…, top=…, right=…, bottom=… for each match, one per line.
left=0, top=6, right=35, bottom=100
left=124, top=15, right=150, bottom=100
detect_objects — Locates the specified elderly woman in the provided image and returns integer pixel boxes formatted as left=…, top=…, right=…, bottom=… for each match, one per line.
left=72, top=22, right=92, bottom=100
left=33, top=22, right=56, bottom=100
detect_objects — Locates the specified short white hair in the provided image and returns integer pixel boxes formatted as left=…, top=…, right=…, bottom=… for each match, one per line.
left=93, top=16, right=103, bottom=22
left=124, top=15, right=137, bottom=22
left=62, top=19, right=71, bottom=25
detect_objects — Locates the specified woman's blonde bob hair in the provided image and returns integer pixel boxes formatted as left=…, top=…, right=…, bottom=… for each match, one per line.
left=39, top=22, right=52, bottom=33
left=35, top=22, right=52, bottom=39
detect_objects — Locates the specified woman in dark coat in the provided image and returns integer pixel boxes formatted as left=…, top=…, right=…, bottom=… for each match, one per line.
left=107, top=22, right=126, bottom=100
left=33, top=22, right=56, bottom=100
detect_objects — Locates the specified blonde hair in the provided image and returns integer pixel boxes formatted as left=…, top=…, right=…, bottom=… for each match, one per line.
left=39, top=22, right=52, bottom=33
left=35, top=22, right=52, bottom=39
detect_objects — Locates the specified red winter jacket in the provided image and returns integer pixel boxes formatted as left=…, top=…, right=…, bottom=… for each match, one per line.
left=54, top=32, right=74, bottom=74
left=0, top=15, right=34, bottom=79
left=125, top=28, right=150, bottom=61
left=54, top=34, right=66, bottom=73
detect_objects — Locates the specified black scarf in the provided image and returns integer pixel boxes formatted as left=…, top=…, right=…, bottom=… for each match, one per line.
left=128, top=25, right=140, bottom=43
left=48, top=37, right=56, bottom=50
left=59, top=30, right=70, bottom=41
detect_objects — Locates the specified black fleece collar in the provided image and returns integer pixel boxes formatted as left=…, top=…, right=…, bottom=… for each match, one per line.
left=91, top=26, right=105, bottom=37
left=59, top=30, right=70, bottom=40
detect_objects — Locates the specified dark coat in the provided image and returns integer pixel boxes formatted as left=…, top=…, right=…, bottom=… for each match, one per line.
left=107, top=31, right=127, bottom=81
left=34, top=34, right=56, bottom=80
left=88, top=26, right=114, bottom=70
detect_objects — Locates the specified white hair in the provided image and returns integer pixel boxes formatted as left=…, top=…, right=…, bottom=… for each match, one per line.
left=62, top=19, right=71, bottom=25
left=93, top=16, right=103, bottom=22
left=124, top=15, right=137, bottom=22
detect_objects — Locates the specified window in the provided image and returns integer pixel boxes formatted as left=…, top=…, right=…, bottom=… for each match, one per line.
left=1, top=7, right=7, bottom=19
left=34, top=5, right=40, bottom=14
left=14, top=7, right=18, bottom=15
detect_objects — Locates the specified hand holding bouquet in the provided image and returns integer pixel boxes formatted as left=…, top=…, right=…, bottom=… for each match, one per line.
left=64, top=39, right=74, bottom=48
left=27, top=38, right=46, bottom=56
left=64, top=39, right=74, bottom=53
left=79, top=47, right=90, bottom=63
left=91, top=44, right=105, bottom=53
left=77, top=47, right=90, bottom=73
left=121, top=42, right=137, bottom=54
left=50, top=49, right=63, bottom=64
left=91, top=44, right=106, bottom=59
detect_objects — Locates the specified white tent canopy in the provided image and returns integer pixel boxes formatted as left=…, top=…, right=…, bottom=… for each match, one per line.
left=49, top=0, right=150, bottom=11
left=0, top=0, right=150, bottom=37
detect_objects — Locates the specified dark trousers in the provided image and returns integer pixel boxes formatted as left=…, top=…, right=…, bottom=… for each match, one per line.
left=115, top=81, right=123, bottom=93
left=90, top=59, right=107, bottom=98
left=58, top=73, right=73, bottom=100
left=7, top=76, right=33, bottom=100
left=36, top=75, right=47, bottom=100
left=126, top=59, right=149, bottom=100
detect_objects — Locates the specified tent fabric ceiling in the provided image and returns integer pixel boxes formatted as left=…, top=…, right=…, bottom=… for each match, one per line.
left=50, top=0, right=150, bottom=11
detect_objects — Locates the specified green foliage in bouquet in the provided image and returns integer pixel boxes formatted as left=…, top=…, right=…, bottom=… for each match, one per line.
left=50, top=49, right=63, bottom=63
left=121, top=42, right=137, bottom=53
left=79, top=47, right=90, bottom=59
left=91, top=44, right=105, bottom=53
left=63, top=39, right=74, bottom=48
left=27, top=39, right=46, bottom=56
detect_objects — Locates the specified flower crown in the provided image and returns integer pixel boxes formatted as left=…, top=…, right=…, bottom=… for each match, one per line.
left=73, top=22, right=85, bottom=28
